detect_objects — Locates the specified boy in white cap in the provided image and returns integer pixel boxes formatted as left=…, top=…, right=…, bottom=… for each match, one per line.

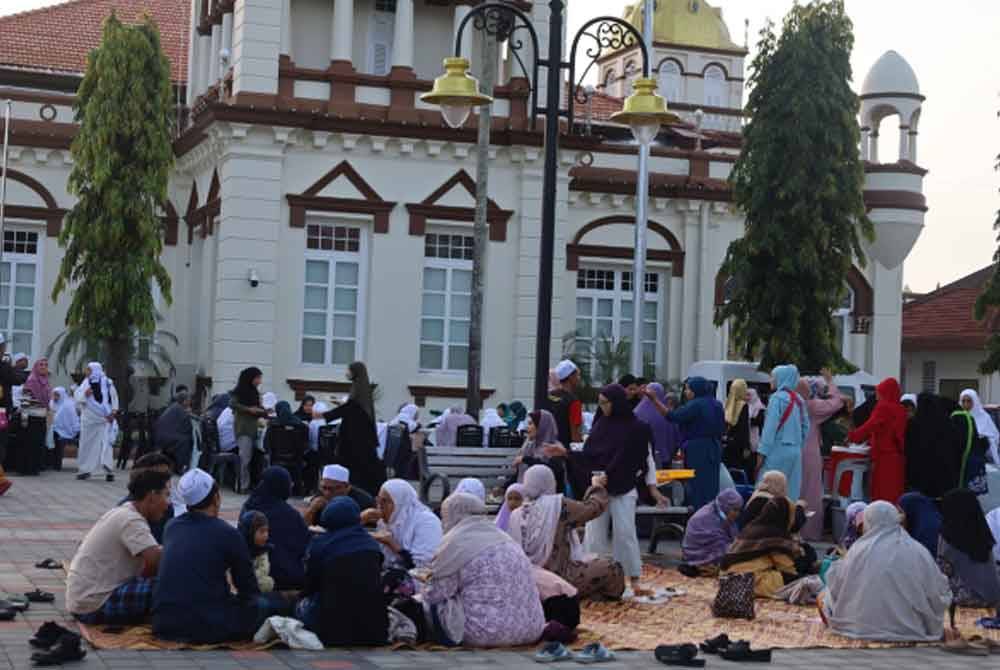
left=303, top=464, right=375, bottom=526
left=153, top=469, right=287, bottom=643
left=547, top=359, right=583, bottom=446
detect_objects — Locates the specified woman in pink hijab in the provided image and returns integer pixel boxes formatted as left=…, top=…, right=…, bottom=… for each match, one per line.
left=796, top=369, right=844, bottom=541
left=23, top=357, right=51, bottom=407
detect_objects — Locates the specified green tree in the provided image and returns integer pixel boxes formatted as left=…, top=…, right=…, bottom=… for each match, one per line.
left=52, top=13, right=174, bottom=407
left=974, top=136, right=1000, bottom=373
left=714, top=0, right=873, bottom=371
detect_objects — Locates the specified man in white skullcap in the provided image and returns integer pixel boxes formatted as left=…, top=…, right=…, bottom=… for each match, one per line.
left=303, top=464, right=375, bottom=527
left=153, top=469, right=287, bottom=643
left=547, top=359, right=583, bottom=446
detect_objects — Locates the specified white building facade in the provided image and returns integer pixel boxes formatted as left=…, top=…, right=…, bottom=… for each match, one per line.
left=0, top=0, right=927, bottom=418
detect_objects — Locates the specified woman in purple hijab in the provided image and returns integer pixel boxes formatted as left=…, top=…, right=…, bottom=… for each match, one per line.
left=634, top=383, right=681, bottom=467
left=679, top=488, right=745, bottom=577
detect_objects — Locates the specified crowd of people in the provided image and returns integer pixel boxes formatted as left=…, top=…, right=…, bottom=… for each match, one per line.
left=41, top=353, right=1000, bottom=649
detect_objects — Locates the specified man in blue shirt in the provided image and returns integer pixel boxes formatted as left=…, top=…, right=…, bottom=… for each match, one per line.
left=153, top=469, right=284, bottom=643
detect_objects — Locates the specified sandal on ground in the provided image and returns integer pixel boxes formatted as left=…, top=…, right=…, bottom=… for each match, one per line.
left=968, top=636, right=1000, bottom=654
left=574, top=642, right=615, bottom=664
left=699, top=633, right=731, bottom=654
left=943, top=637, right=990, bottom=656
left=654, top=644, right=705, bottom=667
left=534, top=641, right=573, bottom=663
left=30, top=633, right=85, bottom=666
left=0, top=597, right=28, bottom=612
left=0, top=607, right=16, bottom=622
left=677, top=564, right=700, bottom=578
left=720, top=641, right=772, bottom=663
left=34, top=559, right=61, bottom=570
left=24, top=590, right=55, bottom=603
left=30, top=622, right=76, bottom=649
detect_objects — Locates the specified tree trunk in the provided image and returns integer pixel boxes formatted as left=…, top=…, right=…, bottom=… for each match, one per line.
left=465, top=30, right=498, bottom=419
left=105, top=337, right=132, bottom=413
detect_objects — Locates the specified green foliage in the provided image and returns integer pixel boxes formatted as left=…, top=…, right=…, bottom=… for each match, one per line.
left=52, top=13, right=174, bottom=344
left=45, top=311, right=179, bottom=378
left=974, top=141, right=1000, bottom=374
left=714, top=0, right=873, bottom=372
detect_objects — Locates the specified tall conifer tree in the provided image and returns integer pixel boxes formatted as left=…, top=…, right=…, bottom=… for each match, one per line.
left=715, top=0, right=873, bottom=371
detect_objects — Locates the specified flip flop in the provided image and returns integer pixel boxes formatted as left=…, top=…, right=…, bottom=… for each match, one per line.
left=534, top=641, right=573, bottom=663
left=574, top=642, right=616, bottom=664
left=942, top=637, right=989, bottom=656
left=24, top=589, right=55, bottom=603
left=968, top=636, right=1000, bottom=654
left=0, top=607, right=15, bottom=622
left=0, top=597, right=28, bottom=612
left=720, top=641, right=772, bottom=663
left=34, top=559, right=61, bottom=570
left=700, top=633, right=731, bottom=654
left=654, top=644, right=706, bottom=667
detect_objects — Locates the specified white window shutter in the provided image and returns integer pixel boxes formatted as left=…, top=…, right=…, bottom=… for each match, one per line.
left=369, top=11, right=394, bottom=75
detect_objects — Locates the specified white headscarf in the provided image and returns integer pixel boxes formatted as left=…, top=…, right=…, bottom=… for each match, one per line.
left=901, top=393, right=918, bottom=407
left=480, top=408, right=507, bottom=446
left=50, top=386, right=80, bottom=439
left=434, top=408, right=475, bottom=447
left=393, top=404, right=419, bottom=433
left=378, top=479, right=443, bottom=567
left=261, top=392, right=278, bottom=411
left=825, top=501, right=951, bottom=641
left=961, top=389, right=1000, bottom=465
left=82, top=361, right=112, bottom=416
left=434, top=493, right=514, bottom=574
left=453, top=477, right=486, bottom=503
left=508, top=465, right=565, bottom=567
left=308, top=401, right=330, bottom=451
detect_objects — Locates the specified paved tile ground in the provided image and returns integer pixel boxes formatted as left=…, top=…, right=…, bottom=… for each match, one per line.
left=0, top=464, right=994, bottom=669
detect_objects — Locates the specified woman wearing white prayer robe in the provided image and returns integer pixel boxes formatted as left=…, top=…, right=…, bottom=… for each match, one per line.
left=74, top=362, right=118, bottom=482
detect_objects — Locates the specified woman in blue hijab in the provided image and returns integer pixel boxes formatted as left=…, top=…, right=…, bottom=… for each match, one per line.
left=757, top=365, right=810, bottom=499
left=240, top=466, right=310, bottom=590
left=665, top=377, right=726, bottom=510
left=898, top=492, right=942, bottom=556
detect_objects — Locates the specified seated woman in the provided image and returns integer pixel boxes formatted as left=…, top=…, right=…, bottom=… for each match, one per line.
left=679, top=488, right=745, bottom=577
left=938, top=488, right=1000, bottom=628
left=898, top=492, right=941, bottom=556
left=508, top=465, right=625, bottom=600
left=720, top=496, right=802, bottom=598
left=820, top=501, right=950, bottom=641
left=454, top=477, right=486, bottom=503
left=297, top=498, right=387, bottom=646
left=240, top=466, right=311, bottom=590
left=838, top=501, right=867, bottom=551
left=372, top=479, right=443, bottom=570
left=423, top=493, right=545, bottom=647
left=512, top=409, right=565, bottom=493
left=495, top=483, right=525, bottom=532
left=738, top=471, right=806, bottom=532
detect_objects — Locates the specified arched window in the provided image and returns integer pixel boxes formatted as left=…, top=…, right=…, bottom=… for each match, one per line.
left=704, top=65, right=725, bottom=108
left=602, top=69, right=615, bottom=92
left=623, top=61, right=637, bottom=96
left=658, top=60, right=682, bottom=102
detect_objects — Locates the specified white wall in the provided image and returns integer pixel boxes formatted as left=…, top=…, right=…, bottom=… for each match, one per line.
left=901, top=348, right=1000, bottom=403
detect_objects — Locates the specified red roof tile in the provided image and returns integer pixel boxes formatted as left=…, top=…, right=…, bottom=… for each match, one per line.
left=902, top=264, right=997, bottom=351
left=0, top=0, right=189, bottom=83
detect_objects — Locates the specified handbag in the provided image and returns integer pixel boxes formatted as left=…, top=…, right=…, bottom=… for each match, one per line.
left=712, top=572, right=755, bottom=619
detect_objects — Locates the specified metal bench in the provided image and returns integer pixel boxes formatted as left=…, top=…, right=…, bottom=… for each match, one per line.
left=636, top=480, right=691, bottom=553
left=418, top=446, right=520, bottom=506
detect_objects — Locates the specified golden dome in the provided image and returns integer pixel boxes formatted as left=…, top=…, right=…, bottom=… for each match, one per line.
left=622, top=0, right=741, bottom=52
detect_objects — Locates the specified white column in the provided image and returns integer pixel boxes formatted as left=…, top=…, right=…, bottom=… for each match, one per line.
left=898, top=126, right=908, bottom=164
left=391, top=0, right=414, bottom=69
left=679, top=206, right=699, bottom=375
left=908, top=131, right=918, bottom=163
left=198, top=33, right=211, bottom=95
left=209, top=23, right=222, bottom=86
left=186, top=0, right=199, bottom=105
left=869, top=130, right=879, bottom=163
left=221, top=11, right=233, bottom=58
left=280, top=0, right=291, bottom=56
left=859, top=129, right=870, bottom=161
left=453, top=4, right=471, bottom=61
left=695, top=203, right=711, bottom=363
left=331, top=0, right=354, bottom=63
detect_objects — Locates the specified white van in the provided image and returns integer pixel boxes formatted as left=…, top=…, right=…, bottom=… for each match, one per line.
left=685, top=360, right=877, bottom=407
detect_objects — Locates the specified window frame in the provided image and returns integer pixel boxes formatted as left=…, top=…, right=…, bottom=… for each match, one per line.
left=574, top=263, right=664, bottom=380
left=299, top=214, right=369, bottom=368
left=658, top=59, right=683, bottom=102
left=418, top=228, right=475, bottom=375
left=0, top=225, right=43, bottom=358
left=703, top=64, right=726, bottom=108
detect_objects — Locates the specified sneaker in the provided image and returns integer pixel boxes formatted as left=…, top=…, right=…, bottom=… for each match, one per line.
left=29, top=621, right=74, bottom=649
left=534, top=641, right=572, bottom=663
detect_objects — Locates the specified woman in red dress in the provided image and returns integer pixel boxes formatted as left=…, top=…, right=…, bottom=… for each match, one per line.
left=848, top=378, right=907, bottom=503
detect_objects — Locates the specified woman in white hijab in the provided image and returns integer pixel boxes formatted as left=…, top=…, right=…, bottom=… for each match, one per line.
left=372, top=479, right=443, bottom=568
left=479, top=408, right=507, bottom=447
left=73, top=362, right=118, bottom=482
left=960, top=389, right=1000, bottom=465
left=819, top=501, right=951, bottom=641
left=453, top=477, right=486, bottom=503
left=49, top=386, right=79, bottom=471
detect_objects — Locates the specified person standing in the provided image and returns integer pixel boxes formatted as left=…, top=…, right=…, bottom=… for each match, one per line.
left=722, top=379, right=755, bottom=481
left=18, top=356, right=51, bottom=475
left=49, top=386, right=79, bottom=471
left=756, top=365, right=809, bottom=500
left=797, top=370, right=844, bottom=541
left=848, top=377, right=906, bottom=503
left=634, top=383, right=680, bottom=468
left=545, top=360, right=583, bottom=447
left=74, top=362, right=118, bottom=483
left=318, top=361, right=386, bottom=497
left=661, top=377, right=725, bottom=510
left=960, top=389, right=1000, bottom=466
left=230, top=367, right=268, bottom=493
left=153, top=391, right=195, bottom=474
left=0, top=336, right=29, bottom=494
left=618, top=374, right=642, bottom=409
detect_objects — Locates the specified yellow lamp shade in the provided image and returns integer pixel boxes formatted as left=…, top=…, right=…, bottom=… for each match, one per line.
left=610, top=77, right=681, bottom=143
left=420, top=57, right=494, bottom=128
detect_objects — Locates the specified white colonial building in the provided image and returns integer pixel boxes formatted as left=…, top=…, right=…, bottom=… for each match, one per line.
left=0, top=0, right=927, bottom=418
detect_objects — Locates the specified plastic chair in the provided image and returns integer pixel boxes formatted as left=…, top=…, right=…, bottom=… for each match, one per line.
left=456, top=424, right=484, bottom=448
left=266, top=423, right=309, bottom=494
left=832, top=458, right=870, bottom=508
left=488, top=426, right=522, bottom=448
left=199, top=416, right=240, bottom=491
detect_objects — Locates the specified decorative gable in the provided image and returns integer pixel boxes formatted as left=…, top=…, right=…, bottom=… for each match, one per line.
left=286, top=161, right=395, bottom=233
left=405, top=170, right=514, bottom=242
